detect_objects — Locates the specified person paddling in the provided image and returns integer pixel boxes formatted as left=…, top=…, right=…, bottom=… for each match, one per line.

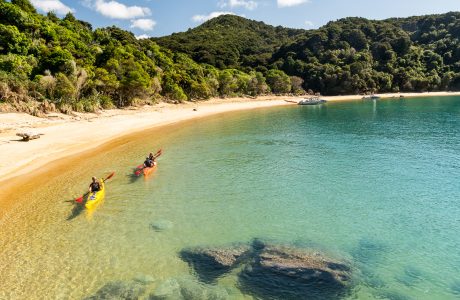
left=144, top=152, right=159, bottom=168
left=88, top=176, right=101, bottom=193
left=135, top=149, right=162, bottom=176
left=75, top=172, right=114, bottom=204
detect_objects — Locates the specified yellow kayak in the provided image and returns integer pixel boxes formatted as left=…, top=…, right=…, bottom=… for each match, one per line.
left=85, top=179, right=105, bottom=210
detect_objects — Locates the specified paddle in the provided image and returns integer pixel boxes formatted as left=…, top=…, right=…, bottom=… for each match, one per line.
left=135, top=149, right=162, bottom=176
left=75, top=172, right=115, bottom=203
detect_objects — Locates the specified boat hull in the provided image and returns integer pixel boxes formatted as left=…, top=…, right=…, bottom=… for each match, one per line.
left=143, top=163, right=158, bottom=176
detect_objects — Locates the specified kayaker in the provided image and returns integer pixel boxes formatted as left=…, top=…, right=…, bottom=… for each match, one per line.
left=144, top=152, right=158, bottom=168
left=144, top=158, right=153, bottom=168
left=88, top=176, right=101, bottom=193
left=148, top=152, right=154, bottom=161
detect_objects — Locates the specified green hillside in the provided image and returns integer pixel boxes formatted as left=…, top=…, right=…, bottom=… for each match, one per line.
left=158, top=12, right=460, bottom=95
left=0, top=1, right=274, bottom=114
left=271, top=13, right=460, bottom=94
left=154, top=15, right=305, bottom=69
left=1, top=0, right=460, bottom=114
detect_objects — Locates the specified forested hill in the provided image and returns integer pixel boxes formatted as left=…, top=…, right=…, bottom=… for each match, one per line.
left=1, top=0, right=460, bottom=115
left=153, top=15, right=305, bottom=69
left=157, top=12, right=460, bottom=95
left=0, top=0, right=282, bottom=114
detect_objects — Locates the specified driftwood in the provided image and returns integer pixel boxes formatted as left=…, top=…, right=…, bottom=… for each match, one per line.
left=16, top=132, right=42, bottom=141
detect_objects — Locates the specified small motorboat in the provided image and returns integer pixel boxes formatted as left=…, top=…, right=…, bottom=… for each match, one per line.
left=362, top=94, right=380, bottom=100
left=298, top=97, right=327, bottom=105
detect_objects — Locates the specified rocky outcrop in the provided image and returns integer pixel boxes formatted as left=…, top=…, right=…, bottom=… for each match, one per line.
left=84, top=280, right=147, bottom=300
left=180, top=245, right=251, bottom=283
left=149, top=277, right=229, bottom=300
left=180, top=239, right=353, bottom=299
left=239, top=243, right=352, bottom=300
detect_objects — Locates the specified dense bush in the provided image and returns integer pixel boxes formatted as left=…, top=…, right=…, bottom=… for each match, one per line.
left=2, top=0, right=460, bottom=113
left=157, top=13, right=460, bottom=95
left=0, top=1, right=288, bottom=113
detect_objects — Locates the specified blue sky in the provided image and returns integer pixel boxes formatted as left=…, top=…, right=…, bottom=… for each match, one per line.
left=29, top=0, right=460, bottom=38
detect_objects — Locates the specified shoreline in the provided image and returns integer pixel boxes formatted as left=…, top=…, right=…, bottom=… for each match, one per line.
left=322, top=91, right=460, bottom=101
left=0, top=96, right=294, bottom=185
left=1, top=91, right=459, bottom=187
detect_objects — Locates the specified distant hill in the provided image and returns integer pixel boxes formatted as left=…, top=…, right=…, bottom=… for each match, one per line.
left=156, top=12, right=460, bottom=95
left=153, top=15, right=305, bottom=69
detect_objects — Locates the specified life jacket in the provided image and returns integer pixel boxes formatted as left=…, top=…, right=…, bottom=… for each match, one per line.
left=90, top=181, right=100, bottom=192
left=144, top=159, right=153, bottom=167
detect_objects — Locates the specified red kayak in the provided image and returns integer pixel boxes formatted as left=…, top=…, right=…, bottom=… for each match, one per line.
left=134, top=149, right=162, bottom=176
left=143, top=163, right=158, bottom=176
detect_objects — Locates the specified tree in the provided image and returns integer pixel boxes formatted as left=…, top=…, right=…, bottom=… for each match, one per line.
left=290, top=76, right=305, bottom=94
left=118, top=58, right=151, bottom=106
left=0, top=54, right=36, bottom=79
left=40, top=48, right=74, bottom=75
left=55, top=72, right=76, bottom=103
left=266, top=69, right=291, bottom=93
left=0, top=24, right=29, bottom=55
left=342, top=29, right=368, bottom=51
left=11, top=0, right=36, bottom=13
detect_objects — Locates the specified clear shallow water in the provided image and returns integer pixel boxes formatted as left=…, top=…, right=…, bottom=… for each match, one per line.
left=1, top=97, right=460, bottom=299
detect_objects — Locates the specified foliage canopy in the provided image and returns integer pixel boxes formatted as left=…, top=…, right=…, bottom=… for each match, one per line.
left=1, top=1, right=460, bottom=113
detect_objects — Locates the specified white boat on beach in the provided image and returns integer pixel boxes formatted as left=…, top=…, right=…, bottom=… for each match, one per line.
left=298, top=97, right=327, bottom=105
left=362, top=94, right=380, bottom=100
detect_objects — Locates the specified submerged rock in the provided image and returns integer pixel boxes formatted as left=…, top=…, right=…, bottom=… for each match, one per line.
left=134, top=274, right=155, bottom=285
left=179, top=239, right=353, bottom=299
left=84, top=280, right=146, bottom=300
left=180, top=245, right=251, bottom=283
left=150, top=220, right=173, bottom=232
left=351, top=238, right=388, bottom=265
left=395, top=266, right=423, bottom=287
left=149, top=277, right=229, bottom=300
left=373, top=289, right=414, bottom=300
left=451, top=280, right=460, bottom=295
left=364, top=275, right=386, bottom=289
left=149, top=278, right=182, bottom=300
left=239, top=244, right=352, bottom=300
left=178, top=277, right=229, bottom=300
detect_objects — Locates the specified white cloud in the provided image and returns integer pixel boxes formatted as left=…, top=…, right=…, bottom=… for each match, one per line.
left=219, top=0, right=258, bottom=10
left=94, top=0, right=151, bottom=19
left=135, top=34, right=150, bottom=40
left=80, top=0, right=92, bottom=8
left=277, top=0, right=309, bottom=8
left=131, top=18, right=156, bottom=31
left=192, top=11, right=235, bottom=23
left=304, top=20, right=314, bottom=28
left=31, top=0, right=74, bottom=15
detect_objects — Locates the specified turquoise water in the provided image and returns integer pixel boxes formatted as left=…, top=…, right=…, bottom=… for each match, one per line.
left=1, top=97, right=460, bottom=299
